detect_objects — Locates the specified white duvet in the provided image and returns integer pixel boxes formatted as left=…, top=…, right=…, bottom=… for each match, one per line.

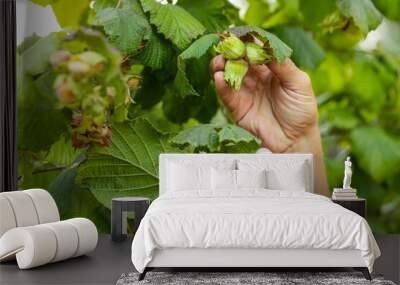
left=131, top=190, right=380, bottom=273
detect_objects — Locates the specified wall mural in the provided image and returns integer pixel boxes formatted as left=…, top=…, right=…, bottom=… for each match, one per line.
left=17, top=0, right=400, bottom=234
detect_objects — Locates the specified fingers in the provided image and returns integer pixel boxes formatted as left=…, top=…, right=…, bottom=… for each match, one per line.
left=210, top=55, right=225, bottom=74
left=214, top=71, right=233, bottom=98
left=267, top=58, right=311, bottom=88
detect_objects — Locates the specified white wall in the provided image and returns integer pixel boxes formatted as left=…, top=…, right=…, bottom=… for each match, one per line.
left=16, top=0, right=60, bottom=45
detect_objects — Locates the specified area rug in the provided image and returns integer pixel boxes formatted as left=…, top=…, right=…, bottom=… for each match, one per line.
left=116, top=272, right=396, bottom=285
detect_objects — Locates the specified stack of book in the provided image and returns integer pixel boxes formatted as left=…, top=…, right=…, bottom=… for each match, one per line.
left=332, top=188, right=357, bottom=200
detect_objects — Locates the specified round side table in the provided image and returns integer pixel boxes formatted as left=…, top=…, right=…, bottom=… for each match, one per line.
left=111, top=197, right=150, bottom=242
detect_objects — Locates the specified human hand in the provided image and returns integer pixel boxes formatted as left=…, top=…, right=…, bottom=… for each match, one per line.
left=211, top=56, right=329, bottom=196
left=211, top=55, right=318, bottom=153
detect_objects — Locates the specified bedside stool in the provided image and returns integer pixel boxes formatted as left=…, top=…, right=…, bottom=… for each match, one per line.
left=111, top=197, right=150, bottom=242
left=332, top=198, right=366, bottom=218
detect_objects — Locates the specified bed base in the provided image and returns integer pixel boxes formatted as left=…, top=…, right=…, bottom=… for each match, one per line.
left=138, top=248, right=372, bottom=281
left=138, top=267, right=371, bottom=281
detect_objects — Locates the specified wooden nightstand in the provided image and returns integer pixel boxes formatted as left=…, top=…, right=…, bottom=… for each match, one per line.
left=332, top=198, right=366, bottom=218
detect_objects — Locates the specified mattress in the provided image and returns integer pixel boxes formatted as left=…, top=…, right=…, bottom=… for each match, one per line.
left=131, top=190, right=380, bottom=273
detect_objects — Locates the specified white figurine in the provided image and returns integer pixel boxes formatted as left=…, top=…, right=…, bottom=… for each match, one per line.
left=343, top=156, right=352, bottom=189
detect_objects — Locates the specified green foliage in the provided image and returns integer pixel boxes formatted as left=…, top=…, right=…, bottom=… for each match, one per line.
left=21, top=33, right=60, bottom=75
left=20, top=0, right=400, bottom=234
left=171, top=124, right=260, bottom=153
left=336, top=0, right=383, bottom=34
left=77, top=119, right=180, bottom=208
left=351, top=127, right=400, bottom=182
left=51, top=0, right=90, bottom=28
left=174, top=34, right=220, bottom=98
left=273, top=26, right=325, bottom=69
left=18, top=72, right=69, bottom=151
left=140, top=0, right=206, bottom=50
left=95, top=0, right=152, bottom=54
left=178, top=0, right=237, bottom=33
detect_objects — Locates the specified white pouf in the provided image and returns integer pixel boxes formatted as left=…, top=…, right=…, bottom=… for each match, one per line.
left=0, top=189, right=98, bottom=269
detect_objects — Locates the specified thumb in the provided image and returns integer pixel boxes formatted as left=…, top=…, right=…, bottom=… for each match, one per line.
left=267, top=58, right=311, bottom=88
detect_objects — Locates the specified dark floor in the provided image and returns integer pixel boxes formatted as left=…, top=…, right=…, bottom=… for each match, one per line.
left=0, top=234, right=399, bottom=285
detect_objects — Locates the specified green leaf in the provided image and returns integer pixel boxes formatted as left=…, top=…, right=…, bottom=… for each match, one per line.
left=171, top=124, right=261, bottom=153
left=273, top=26, right=325, bottom=69
left=348, top=57, right=387, bottom=114
left=136, top=32, right=173, bottom=70
left=133, top=68, right=170, bottom=109
left=77, top=119, right=179, bottom=209
left=219, top=124, right=259, bottom=145
left=51, top=0, right=90, bottom=28
left=17, top=34, right=41, bottom=54
left=48, top=153, right=110, bottom=233
left=178, top=0, right=237, bottom=32
left=219, top=124, right=261, bottom=153
left=180, top=33, right=220, bottom=60
left=170, top=124, right=219, bottom=152
left=299, top=0, right=336, bottom=28
left=21, top=33, right=60, bottom=75
left=228, top=25, right=292, bottom=63
left=46, top=136, right=81, bottom=166
left=337, top=0, right=383, bottom=34
left=18, top=72, right=69, bottom=151
left=95, top=0, right=151, bottom=54
left=173, top=34, right=220, bottom=98
left=244, top=0, right=271, bottom=26
left=174, top=58, right=199, bottom=98
left=351, top=127, right=400, bottom=182
left=140, top=0, right=206, bottom=49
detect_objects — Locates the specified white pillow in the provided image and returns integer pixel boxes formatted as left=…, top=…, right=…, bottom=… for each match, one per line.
left=266, top=167, right=306, bottom=191
left=238, top=159, right=309, bottom=191
left=167, top=162, right=211, bottom=191
left=211, top=168, right=236, bottom=190
left=236, top=169, right=267, bottom=189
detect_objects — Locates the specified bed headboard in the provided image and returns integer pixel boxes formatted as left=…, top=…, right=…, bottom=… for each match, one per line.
left=159, top=153, right=314, bottom=195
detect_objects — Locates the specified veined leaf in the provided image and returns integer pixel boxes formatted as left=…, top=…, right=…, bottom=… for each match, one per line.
left=140, top=0, right=206, bottom=50
left=173, top=34, right=220, bottom=98
left=228, top=25, right=292, bottom=63
left=77, top=119, right=179, bottom=208
left=170, top=124, right=219, bottom=152
left=337, top=0, right=383, bottom=34
left=273, top=26, right=325, bottom=69
left=219, top=124, right=260, bottom=145
left=178, top=0, right=237, bottom=32
left=351, top=127, right=400, bottom=182
left=95, top=0, right=151, bottom=54
left=180, top=33, right=220, bottom=60
left=171, top=124, right=260, bottom=153
left=136, top=32, right=173, bottom=70
left=46, top=136, right=81, bottom=166
left=219, top=124, right=260, bottom=153
left=174, top=58, right=199, bottom=98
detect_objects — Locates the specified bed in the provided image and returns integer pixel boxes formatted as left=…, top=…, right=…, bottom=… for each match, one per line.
left=131, top=154, right=380, bottom=281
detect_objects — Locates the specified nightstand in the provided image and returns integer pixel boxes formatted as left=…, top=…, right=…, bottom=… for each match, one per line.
left=111, top=197, right=150, bottom=242
left=332, top=198, right=366, bottom=218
